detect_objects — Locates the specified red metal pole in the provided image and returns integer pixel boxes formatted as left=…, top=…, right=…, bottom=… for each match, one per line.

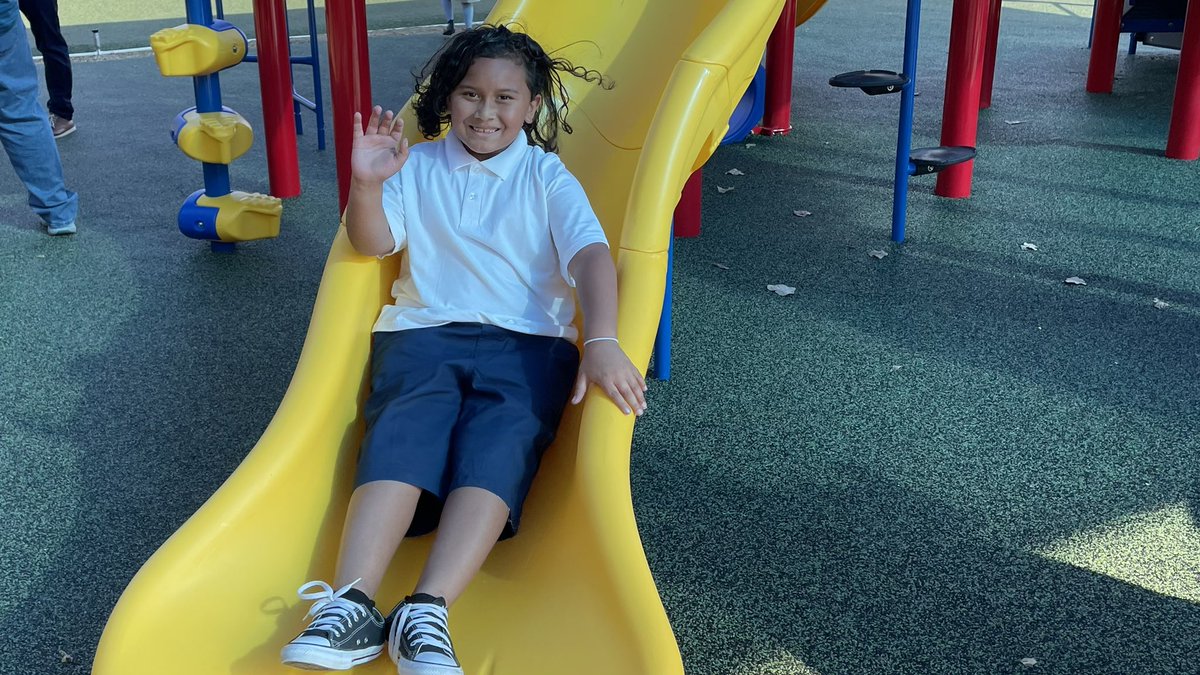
left=934, top=0, right=991, bottom=199
left=979, top=0, right=1002, bottom=110
left=252, top=0, right=301, bottom=197
left=672, top=169, right=703, bottom=238
left=756, top=0, right=797, bottom=136
left=326, top=0, right=374, bottom=211
left=1087, top=0, right=1124, bottom=93
left=1166, top=0, right=1200, bottom=160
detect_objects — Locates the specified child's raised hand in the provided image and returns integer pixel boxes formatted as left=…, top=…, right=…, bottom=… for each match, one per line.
left=351, top=106, right=410, bottom=185
left=570, top=341, right=648, bottom=416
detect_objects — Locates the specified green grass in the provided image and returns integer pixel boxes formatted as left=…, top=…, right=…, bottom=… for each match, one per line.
left=41, top=0, right=497, bottom=53
left=59, top=0, right=431, bottom=26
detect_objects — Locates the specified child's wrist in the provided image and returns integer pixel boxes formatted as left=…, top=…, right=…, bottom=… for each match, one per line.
left=348, top=178, right=384, bottom=194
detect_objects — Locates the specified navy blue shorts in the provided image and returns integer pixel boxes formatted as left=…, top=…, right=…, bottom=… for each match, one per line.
left=356, top=323, right=579, bottom=539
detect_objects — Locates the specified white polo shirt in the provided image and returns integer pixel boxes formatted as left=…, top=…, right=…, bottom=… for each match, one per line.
left=372, top=130, right=608, bottom=341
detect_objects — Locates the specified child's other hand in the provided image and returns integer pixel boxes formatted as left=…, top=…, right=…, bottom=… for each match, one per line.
left=351, top=106, right=409, bottom=185
left=570, top=341, right=647, bottom=416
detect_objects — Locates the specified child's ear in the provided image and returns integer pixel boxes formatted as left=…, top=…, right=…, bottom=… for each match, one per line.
left=526, top=94, right=543, bottom=125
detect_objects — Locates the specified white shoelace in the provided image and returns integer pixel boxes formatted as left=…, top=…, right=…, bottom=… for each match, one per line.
left=296, top=579, right=368, bottom=638
left=389, top=602, right=455, bottom=663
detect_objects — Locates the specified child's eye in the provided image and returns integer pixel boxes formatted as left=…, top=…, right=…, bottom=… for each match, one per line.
left=499, top=95, right=513, bottom=101
left=462, top=91, right=478, bottom=99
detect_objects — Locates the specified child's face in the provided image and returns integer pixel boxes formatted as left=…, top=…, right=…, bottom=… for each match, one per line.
left=449, top=57, right=542, bottom=161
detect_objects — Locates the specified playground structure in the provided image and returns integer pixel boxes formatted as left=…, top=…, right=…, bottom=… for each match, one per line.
left=1089, top=0, right=1200, bottom=159
left=150, top=0, right=326, bottom=250
left=829, top=0, right=978, bottom=242
left=215, top=0, right=328, bottom=151
left=669, top=0, right=1006, bottom=245
left=94, top=1, right=793, bottom=673
left=931, top=0, right=1200, bottom=196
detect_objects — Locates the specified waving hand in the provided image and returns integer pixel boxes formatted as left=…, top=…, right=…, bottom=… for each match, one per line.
left=351, top=105, right=410, bottom=185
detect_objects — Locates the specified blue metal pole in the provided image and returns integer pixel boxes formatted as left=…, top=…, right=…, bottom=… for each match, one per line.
left=185, top=0, right=212, bottom=24
left=1088, top=0, right=1096, bottom=48
left=890, top=0, right=923, bottom=243
left=651, top=233, right=673, bottom=381
left=306, top=0, right=326, bottom=150
left=186, top=0, right=221, bottom=112
left=185, top=0, right=232, bottom=199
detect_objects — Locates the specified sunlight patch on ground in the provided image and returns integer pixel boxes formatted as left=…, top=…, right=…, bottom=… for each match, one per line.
left=734, top=650, right=823, bottom=675
left=1004, top=0, right=1094, bottom=19
left=1034, top=502, right=1200, bottom=603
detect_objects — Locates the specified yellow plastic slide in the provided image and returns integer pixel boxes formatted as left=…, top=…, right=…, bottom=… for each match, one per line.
left=94, top=1, right=827, bottom=673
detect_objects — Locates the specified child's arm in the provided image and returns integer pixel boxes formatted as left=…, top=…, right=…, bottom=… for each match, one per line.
left=345, top=106, right=409, bottom=257
left=568, top=243, right=648, bottom=416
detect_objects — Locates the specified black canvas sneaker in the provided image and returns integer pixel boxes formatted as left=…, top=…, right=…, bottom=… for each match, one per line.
left=281, top=580, right=386, bottom=670
left=387, top=594, right=464, bottom=675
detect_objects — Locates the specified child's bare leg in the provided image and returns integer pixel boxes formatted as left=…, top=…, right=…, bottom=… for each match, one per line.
left=333, top=479, right=424, bottom=596
left=413, top=486, right=509, bottom=605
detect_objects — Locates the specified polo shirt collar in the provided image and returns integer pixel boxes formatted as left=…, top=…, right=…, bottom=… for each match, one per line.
left=444, top=128, right=530, bottom=180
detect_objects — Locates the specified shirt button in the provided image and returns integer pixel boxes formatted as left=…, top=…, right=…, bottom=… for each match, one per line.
left=468, top=193, right=476, bottom=200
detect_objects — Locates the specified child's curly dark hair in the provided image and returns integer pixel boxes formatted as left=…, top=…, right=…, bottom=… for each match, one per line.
left=412, top=24, right=612, bottom=153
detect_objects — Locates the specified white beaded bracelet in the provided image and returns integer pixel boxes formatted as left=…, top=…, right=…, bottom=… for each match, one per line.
left=583, top=336, right=619, bottom=347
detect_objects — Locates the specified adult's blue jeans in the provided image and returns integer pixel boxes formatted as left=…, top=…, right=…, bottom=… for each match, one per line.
left=0, top=0, right=77, bottom=229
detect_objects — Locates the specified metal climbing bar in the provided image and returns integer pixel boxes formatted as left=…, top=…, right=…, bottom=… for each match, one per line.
left=890, top=0, right=922, bottom=242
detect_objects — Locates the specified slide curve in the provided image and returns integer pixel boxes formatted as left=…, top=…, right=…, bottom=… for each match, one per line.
left=93, top=1, right=827, bottom=673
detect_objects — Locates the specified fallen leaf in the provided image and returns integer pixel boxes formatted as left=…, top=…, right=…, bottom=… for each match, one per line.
left=726, top=168, right=745, bottom=176
left=766, top=284, right=796, bottom=296
left=1018, top=657, right=1038, bottom=667
left=58, top=650, right=73, bottom=664
left=1005, top=119, right=1026, bottom=125
left=793, top=210, right=812, bottom=217
left=890, top=365, right=904, bottom=372
left=1064, top=276, right=1087, bottom=286
left=716, top=186, right=735, bottom=194
left=1021, top=242, right=1038, bottom=251
left=744, top=143, right=757, bottom=147
left=868, top=250, right=888, bottom=260
left=1153, top=298, right=1170, bottom=309
left=712, top=262, right=730, bottom=270
left=36, top=254, right=46, bottom=258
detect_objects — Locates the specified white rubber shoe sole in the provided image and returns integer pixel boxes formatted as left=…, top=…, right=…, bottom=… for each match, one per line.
left=280, top=642, right=383, bottom=670
left=396, top=657, right=465, bottom=675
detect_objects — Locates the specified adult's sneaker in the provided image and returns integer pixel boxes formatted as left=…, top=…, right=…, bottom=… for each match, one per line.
left=387, top=594, right=463, bottom=675
left=281, top=580, right=387, bottom=670
left=49, top=114, right=76, bottom=139
left=46, top=221, right=76, bottom=236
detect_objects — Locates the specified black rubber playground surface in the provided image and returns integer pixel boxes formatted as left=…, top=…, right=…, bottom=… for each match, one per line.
left=2, top=2, right=1199, bottom=674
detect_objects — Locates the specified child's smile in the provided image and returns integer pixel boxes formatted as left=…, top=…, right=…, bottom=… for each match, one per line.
left=450, top=57, right=542, bottom=161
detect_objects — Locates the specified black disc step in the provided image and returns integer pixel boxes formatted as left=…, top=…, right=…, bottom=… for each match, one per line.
left=910, top=146, right=976, bottom=174
left=829, top=70, right=908, bottom=95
